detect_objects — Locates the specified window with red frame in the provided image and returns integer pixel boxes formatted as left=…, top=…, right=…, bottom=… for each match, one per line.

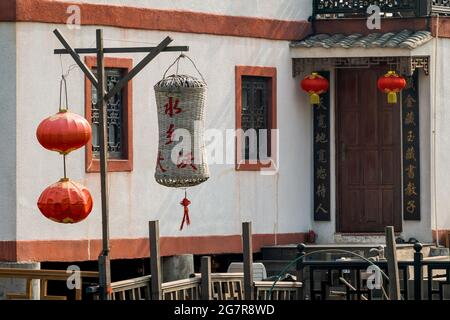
left=85, top=57, right=133, bottom=172
left=235, top=66, right=277, bottom=171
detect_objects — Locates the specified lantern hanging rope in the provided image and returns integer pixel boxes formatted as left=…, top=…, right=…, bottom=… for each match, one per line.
left=154, top=54, right=210, bottom=230
left=60, top=74, right=69, bottom=112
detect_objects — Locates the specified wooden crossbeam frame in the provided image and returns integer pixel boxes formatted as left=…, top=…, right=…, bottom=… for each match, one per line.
left=53, top=28, right=188, bottom=300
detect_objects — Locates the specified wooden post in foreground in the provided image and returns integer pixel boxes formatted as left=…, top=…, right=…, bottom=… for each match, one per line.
left=242, top=222, right=254, bottom=300
left=413, top=243, right=423, bottom=300
left=385, top=226, right=401, bottom=300
left=296, top=243, right=306, bottom=300
left=201, top=256, right=212, bottom=300
left=149, top=220, right=162, bottom=300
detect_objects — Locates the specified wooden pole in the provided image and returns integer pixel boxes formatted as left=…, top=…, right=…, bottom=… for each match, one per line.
left=296, top=243, right=306, bottom=300
left=95, top=29, right=112, bottom=301
left=200, top=256, right=212, bottom=300
left=242, top=222, right=254, bottom=300
left=149, top=220, right=162, bottom=300
left=53, top=29, right=98, bottom=87
left=54, top=45, right=188, bottom=55
left=385, top=226, right=401, bottom=300
left=413, top=243, right=423, bottom=300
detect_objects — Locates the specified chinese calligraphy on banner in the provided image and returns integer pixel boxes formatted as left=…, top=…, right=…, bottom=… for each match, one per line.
left=314, top=71, right=331, bottom=221
left=402, top=70, right=421, bottom=220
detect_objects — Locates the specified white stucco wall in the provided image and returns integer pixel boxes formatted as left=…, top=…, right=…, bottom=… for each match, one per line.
left=0, top=23, right=17, bottom=241
left=63, top=0, right=312, bottom=21
left=14, top=22, right=311, bottom=242
left=433, top=37, right=450, bottom=232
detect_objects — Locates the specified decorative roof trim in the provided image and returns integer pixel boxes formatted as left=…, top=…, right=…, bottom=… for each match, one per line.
left=291, top=30, right=433, bottom=50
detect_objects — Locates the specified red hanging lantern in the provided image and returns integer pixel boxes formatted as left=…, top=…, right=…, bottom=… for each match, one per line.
left=37, top=178, right=93, bottom=224
left=377, top=71, right=406, bottom=104
left=36, top=110, right=92, bottom=155
left=301, top=72, right=329, bottom=105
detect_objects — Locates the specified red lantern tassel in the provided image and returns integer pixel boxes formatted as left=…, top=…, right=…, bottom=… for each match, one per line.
left=387, top=91, right=398, bottom=104
left=310, top=92, right=320, bottom=105
left=180, top=192, right=191, bottom=231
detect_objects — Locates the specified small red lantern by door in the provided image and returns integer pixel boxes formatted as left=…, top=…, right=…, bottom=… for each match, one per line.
left=37, top=178, right=93, bottom=224
left=377, top=71, right=406, bottom=104
left=36, top=110, right=92, bottom=155
left=301, top=72, right=329, bottom=105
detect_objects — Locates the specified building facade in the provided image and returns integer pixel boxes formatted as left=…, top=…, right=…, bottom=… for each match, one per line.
left=0, top=0, right=449, bottom=265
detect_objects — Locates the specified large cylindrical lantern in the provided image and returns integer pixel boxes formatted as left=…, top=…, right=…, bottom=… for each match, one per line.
left=37, top=178, right=93, bottom=224
left=301, top=72, right=329, bottom=105
left=154, top=59, right=210, bottom=230
left=154, top=74, right=210, bottom=188
left=377, top=71, right=406, bottom=104
left=36, top=110, right=92, bottom=154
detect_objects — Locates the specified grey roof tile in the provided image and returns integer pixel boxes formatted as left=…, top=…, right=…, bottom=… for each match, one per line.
left=291, top=30, right=433, bottom=50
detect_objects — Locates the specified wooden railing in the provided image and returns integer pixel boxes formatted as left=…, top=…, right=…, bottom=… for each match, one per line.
left=142, top=221, right=301, bottom=301
left=313, top=0, right=450, bottom=18
left=109, top=275, right=151, bottom=300
left=295, top=243, right=450, bottom=300
left=210, top=273, right=244, bottom=300
left=254, top=281, right=302, bottom=300
left=92, top=221, right=302, bottom=301
left=433, top=0, right=450, bottom=15
left=105, top=271, right=301, bottom=301
left=0, top=268, right=99, bottom=300
left=161, top=276, right=201, bottom=300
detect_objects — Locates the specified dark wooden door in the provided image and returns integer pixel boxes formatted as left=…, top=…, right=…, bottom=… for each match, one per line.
left=337, top=68, right=402, bottom=233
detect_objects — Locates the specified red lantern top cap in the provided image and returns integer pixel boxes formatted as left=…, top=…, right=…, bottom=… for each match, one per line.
left=385, top=70, right=399, bottom=77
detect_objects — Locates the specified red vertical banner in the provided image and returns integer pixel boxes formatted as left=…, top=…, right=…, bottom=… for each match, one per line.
left=402, top=71, right=420, bottom=221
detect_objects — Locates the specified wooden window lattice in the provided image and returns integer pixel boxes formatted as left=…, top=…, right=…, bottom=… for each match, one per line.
left=91, top=68, right=125, bottom=159
left=241, top=76, right=270, bottom=161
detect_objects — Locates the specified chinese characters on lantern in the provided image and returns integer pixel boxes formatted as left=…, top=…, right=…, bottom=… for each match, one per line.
left=157, top=96, right=198, bottom=173
left=314, top=71, right=331, bottom=221
left=402, top=71, right=421, bottom=220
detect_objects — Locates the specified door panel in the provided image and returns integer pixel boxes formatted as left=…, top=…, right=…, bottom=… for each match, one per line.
left=337, top=68, right=402, bottom=233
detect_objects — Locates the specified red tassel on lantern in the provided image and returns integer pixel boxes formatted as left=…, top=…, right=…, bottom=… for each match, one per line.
left=301, top=72, right=329, bottom=105
left=179, top=194, right=191, bottom=231
left=377, top=71, right=407, bottom=104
